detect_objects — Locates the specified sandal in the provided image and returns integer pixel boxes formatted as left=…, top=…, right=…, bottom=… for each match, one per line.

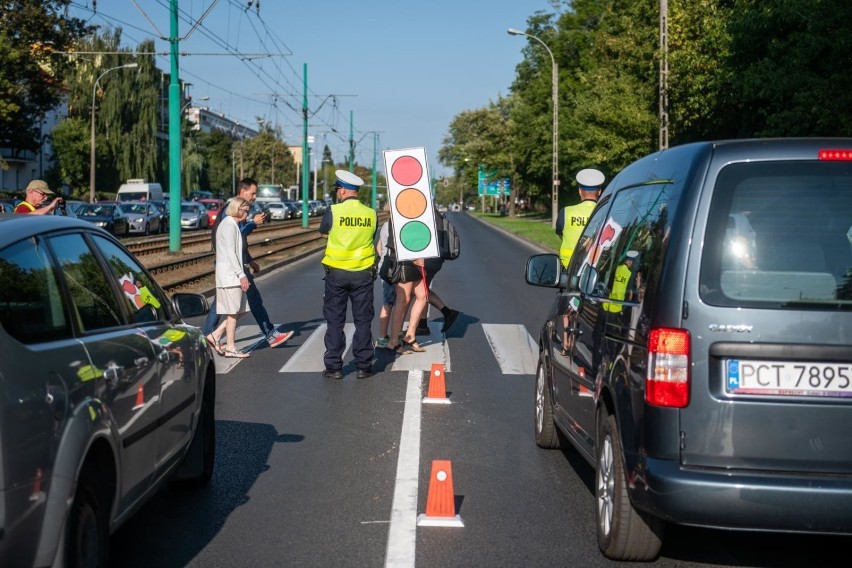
left=385, top=343, right=407, bottom=355
left=223, top=349, right=250, bottom=359
left=206, top=334, right=224, bottom=356
left=402, top=337, right=425, bottom=353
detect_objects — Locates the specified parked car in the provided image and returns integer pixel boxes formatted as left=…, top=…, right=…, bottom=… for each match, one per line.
left=64, top=200, right=87, bottom=216
left=74, top=202, right=130, bottom=237
left=198, top=198, right=225, bottom=226
left=150, top=199, right=170, bottom=232
left=0, top=199, right=17, bottom=213
left=0, top=214, right=216, bottom=567
left=264, top=200, right=289, bottom=221
left=120, top=201, right=163, bottom=235
left=525, top=138, right=852, bottom=561
left=180, top=201, right=210, bottom=230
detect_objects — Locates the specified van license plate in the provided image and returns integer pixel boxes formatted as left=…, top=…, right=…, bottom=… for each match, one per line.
left=726, top=360, right=852, bottom=397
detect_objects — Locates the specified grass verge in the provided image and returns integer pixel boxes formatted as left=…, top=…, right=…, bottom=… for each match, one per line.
left=470, top=211, right=560, bottom=252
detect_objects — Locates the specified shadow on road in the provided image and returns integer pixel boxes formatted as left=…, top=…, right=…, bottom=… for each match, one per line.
left=109, top=420, right=303, bottom=567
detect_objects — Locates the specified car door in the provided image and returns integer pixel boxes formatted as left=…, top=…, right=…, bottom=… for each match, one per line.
left=90, top=234, right=198, bottom=470
left=558, top=199, right=612, bottom=449
left=45, top=231, right=161, bottom=509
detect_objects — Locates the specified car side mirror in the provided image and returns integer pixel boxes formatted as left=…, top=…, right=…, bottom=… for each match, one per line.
left=525, top=254, right=562, bottom=288
left=172, top=292, right=209, bottom=318
left=577, top=265, right=600, bottom=295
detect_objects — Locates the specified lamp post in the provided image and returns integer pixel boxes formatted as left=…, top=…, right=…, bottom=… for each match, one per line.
left=508, top=27, right=559, bottom=228
left=90, top=62, right=138, bottom=203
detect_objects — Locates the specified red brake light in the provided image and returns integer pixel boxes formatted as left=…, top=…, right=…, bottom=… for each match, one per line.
left=818, top=149, right=852, bottom=161
left=646, top=328, right=690, bottom=408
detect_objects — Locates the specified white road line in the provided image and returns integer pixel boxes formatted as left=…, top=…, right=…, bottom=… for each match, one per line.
left=212, top=324, right=266, bottom=374
left=384, top=369, right=422, bottom=568
left=482, top=323, right=538, bottom=375
left=392, top=322, right=452, bottom=372
left=278, top=323, right=354, bottom=373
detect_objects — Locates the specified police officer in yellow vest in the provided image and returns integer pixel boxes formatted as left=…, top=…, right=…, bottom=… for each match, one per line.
left=319, top=170, right=378, bottom=379
left=603, top=250, right=638, bottom=313
left=555, top=168, right=605, bottom=267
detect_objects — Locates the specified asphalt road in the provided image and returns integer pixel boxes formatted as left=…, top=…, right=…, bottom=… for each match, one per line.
left=109, top=212, right=851, bottom=568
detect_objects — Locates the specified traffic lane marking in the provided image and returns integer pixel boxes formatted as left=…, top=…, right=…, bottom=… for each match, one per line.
left=482, top=324, right=538, bottom=374
left=279, top=323, right=354, bottom=373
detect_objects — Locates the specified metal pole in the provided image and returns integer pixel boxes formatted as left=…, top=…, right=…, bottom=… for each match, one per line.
left=89, top=63, right=137, bottom=203
left=348, top=110, right=354, bottom=172
left=371, top=132, right=377, bottom=209
left=168, top=0, right=182, bottom=252
left=301, top=63, right=309, bottom=228
left=507, top=28, right=559, bottom=227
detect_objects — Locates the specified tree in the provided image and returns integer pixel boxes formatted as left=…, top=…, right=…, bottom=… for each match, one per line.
left=0, top=1, right=90, bottom=165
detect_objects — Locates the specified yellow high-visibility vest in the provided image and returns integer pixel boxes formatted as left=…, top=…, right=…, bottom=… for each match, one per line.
left=559, top=200, right=597, bottom=267
left=322, top=199, right=377, bottom=271
left=603, top=263, right=632, bottom=313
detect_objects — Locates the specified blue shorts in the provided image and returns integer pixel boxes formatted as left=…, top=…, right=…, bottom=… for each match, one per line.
left=382, top=279, right=395, bottom=307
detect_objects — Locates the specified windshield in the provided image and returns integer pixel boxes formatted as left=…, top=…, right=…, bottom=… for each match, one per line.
left=181, top=205, right=201, bottom=214
left=121, top=204, right=147, bottom=214
left=77, top=205, right=115, bottom=216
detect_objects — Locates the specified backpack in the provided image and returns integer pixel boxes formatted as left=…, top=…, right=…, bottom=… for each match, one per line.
left=436, top=210, right=460, bottom=260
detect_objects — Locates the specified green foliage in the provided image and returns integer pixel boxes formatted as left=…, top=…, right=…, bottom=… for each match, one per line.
left=0, top=1, right=90, bottom=154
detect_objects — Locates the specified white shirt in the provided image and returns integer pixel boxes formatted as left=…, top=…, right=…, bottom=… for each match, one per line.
left=215, top=214, right=246, bottom=287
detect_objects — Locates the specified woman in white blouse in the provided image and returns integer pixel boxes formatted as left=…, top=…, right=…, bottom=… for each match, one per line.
left=207, top=197, right=252, bottom=358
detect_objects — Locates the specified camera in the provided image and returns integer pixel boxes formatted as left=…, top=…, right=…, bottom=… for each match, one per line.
left=56, top=198, right=67, bottom=216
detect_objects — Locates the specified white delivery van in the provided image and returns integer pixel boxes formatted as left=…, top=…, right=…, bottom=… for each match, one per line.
left=116, top=179, right=164, bottom=202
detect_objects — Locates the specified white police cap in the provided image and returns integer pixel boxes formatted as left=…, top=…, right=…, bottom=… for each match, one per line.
left=625, top=250, right=639, bottom=259
left=576, top=168, right=605, bottom=189
left=335, top=170, right=364, bottom=190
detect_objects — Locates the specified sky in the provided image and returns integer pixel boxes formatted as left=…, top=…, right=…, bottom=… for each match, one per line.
left=67, top=0, right=559, bottom=179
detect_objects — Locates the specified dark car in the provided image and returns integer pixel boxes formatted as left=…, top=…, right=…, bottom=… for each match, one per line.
left=525, top=138, right=852, bottom=561
left=150, top=199, right=170, bottom=232
left=0, top=213, right=216, bottom=567
left=74, top=202, right=130, bottom=237
left=119, top=201, right=163, bottom=235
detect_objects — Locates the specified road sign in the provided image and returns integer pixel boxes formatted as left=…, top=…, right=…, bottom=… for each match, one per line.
left=383, top=147, right=439, bottom=261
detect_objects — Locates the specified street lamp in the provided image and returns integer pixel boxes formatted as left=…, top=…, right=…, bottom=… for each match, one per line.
left=89, top=62, right=138, bottom=203
left=508, top=27, right=559, bottom=227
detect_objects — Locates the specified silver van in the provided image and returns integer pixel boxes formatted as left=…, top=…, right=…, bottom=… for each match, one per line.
left=526, top=138, right=852, bottom=560
left=115, top=179, right=164, bottom=203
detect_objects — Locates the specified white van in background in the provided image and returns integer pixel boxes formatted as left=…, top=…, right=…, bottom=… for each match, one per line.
left=116, top=179, right=164, bottom=202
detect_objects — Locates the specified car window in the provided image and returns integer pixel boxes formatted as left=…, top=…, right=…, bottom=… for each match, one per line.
left=700, top=161, right=852, bottom=308
left=48, top=233, right=126, bottom=332
left=0, top=236, right=72, bottom=343
left=91, top=234, right=168, bottom=323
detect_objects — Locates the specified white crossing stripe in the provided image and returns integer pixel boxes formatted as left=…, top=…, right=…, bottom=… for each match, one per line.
left=279, top=323, right=354, bottom=373
left=482, top=324, right=538, bottom=375
left=212, top=324, right=267, bottom=374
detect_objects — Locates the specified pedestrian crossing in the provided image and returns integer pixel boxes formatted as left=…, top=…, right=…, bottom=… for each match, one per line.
left=212, top=321, right=539, bottom=375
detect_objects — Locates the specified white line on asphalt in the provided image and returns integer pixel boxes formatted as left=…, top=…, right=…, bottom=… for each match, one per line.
left=482, top=323, right=538, bottom=374
left=278, top=323, right=354, bottom=373
left=384, top=369, right=422, bottom=568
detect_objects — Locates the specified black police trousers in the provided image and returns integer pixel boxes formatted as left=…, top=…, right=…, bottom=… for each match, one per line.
left=322, top=266, right=375, bottom=371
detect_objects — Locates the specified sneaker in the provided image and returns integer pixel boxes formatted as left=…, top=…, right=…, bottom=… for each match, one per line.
left=267, top=329, right=294, bottom=348
left=375, top=335, right=390, bottom=348
left=440, top=309, right=460, bottom=333
left=322, top=368, right=344, bottom=380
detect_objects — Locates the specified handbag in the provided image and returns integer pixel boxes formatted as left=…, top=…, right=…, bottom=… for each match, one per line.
left=379, top=254, right=400, bottom=284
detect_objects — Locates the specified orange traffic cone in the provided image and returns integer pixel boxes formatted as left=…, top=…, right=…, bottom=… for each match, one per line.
left=417, top=459, right=464, bottom=527
left=423, top=363, right=451, bottom=404
left=133, top=384, right=144, bottom=409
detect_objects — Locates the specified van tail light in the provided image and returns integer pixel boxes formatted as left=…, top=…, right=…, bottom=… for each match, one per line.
left=646, top=328, right=690, bottom=408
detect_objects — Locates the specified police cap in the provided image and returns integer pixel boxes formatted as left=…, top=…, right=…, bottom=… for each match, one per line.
left=335, top=170, right=364, bottom=191
left=576, top=168, right=605, bottom=190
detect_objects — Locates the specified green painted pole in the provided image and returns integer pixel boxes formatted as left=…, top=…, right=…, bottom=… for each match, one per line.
left=168, top=0, right=182, bottom=251
left=301, top=63, right=309, bottom=228
left=348, top=111, right=354, bottom=172
left=371, top=132, right=377, bottom=209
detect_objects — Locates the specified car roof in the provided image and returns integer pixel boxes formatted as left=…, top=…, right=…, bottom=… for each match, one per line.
left=0, top=213, right=111, bottom=248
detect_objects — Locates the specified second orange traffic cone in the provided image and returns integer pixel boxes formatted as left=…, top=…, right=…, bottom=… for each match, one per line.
left=423, top=362, right=450, bottom=404
left=417, top=459, right=464, bottom=527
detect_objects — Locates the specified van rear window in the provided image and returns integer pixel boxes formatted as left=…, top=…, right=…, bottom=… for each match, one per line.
left=700, top=162, right=852, bottom=309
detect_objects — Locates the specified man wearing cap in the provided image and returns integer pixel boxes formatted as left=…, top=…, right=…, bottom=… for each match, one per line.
left=555, top=168, right=605, bottom=267
left=555, top=168, right=604, bottom=356
left=14, top=180, right=62, bottom=215
left=319, top=170, right=378, bottom=380
left=603, top=250, right=639, bottom=314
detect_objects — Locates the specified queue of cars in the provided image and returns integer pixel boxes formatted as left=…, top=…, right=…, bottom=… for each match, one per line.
left=525, top=138, right=852, bottom=561
left=0, top=213, right=216, bottom=567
